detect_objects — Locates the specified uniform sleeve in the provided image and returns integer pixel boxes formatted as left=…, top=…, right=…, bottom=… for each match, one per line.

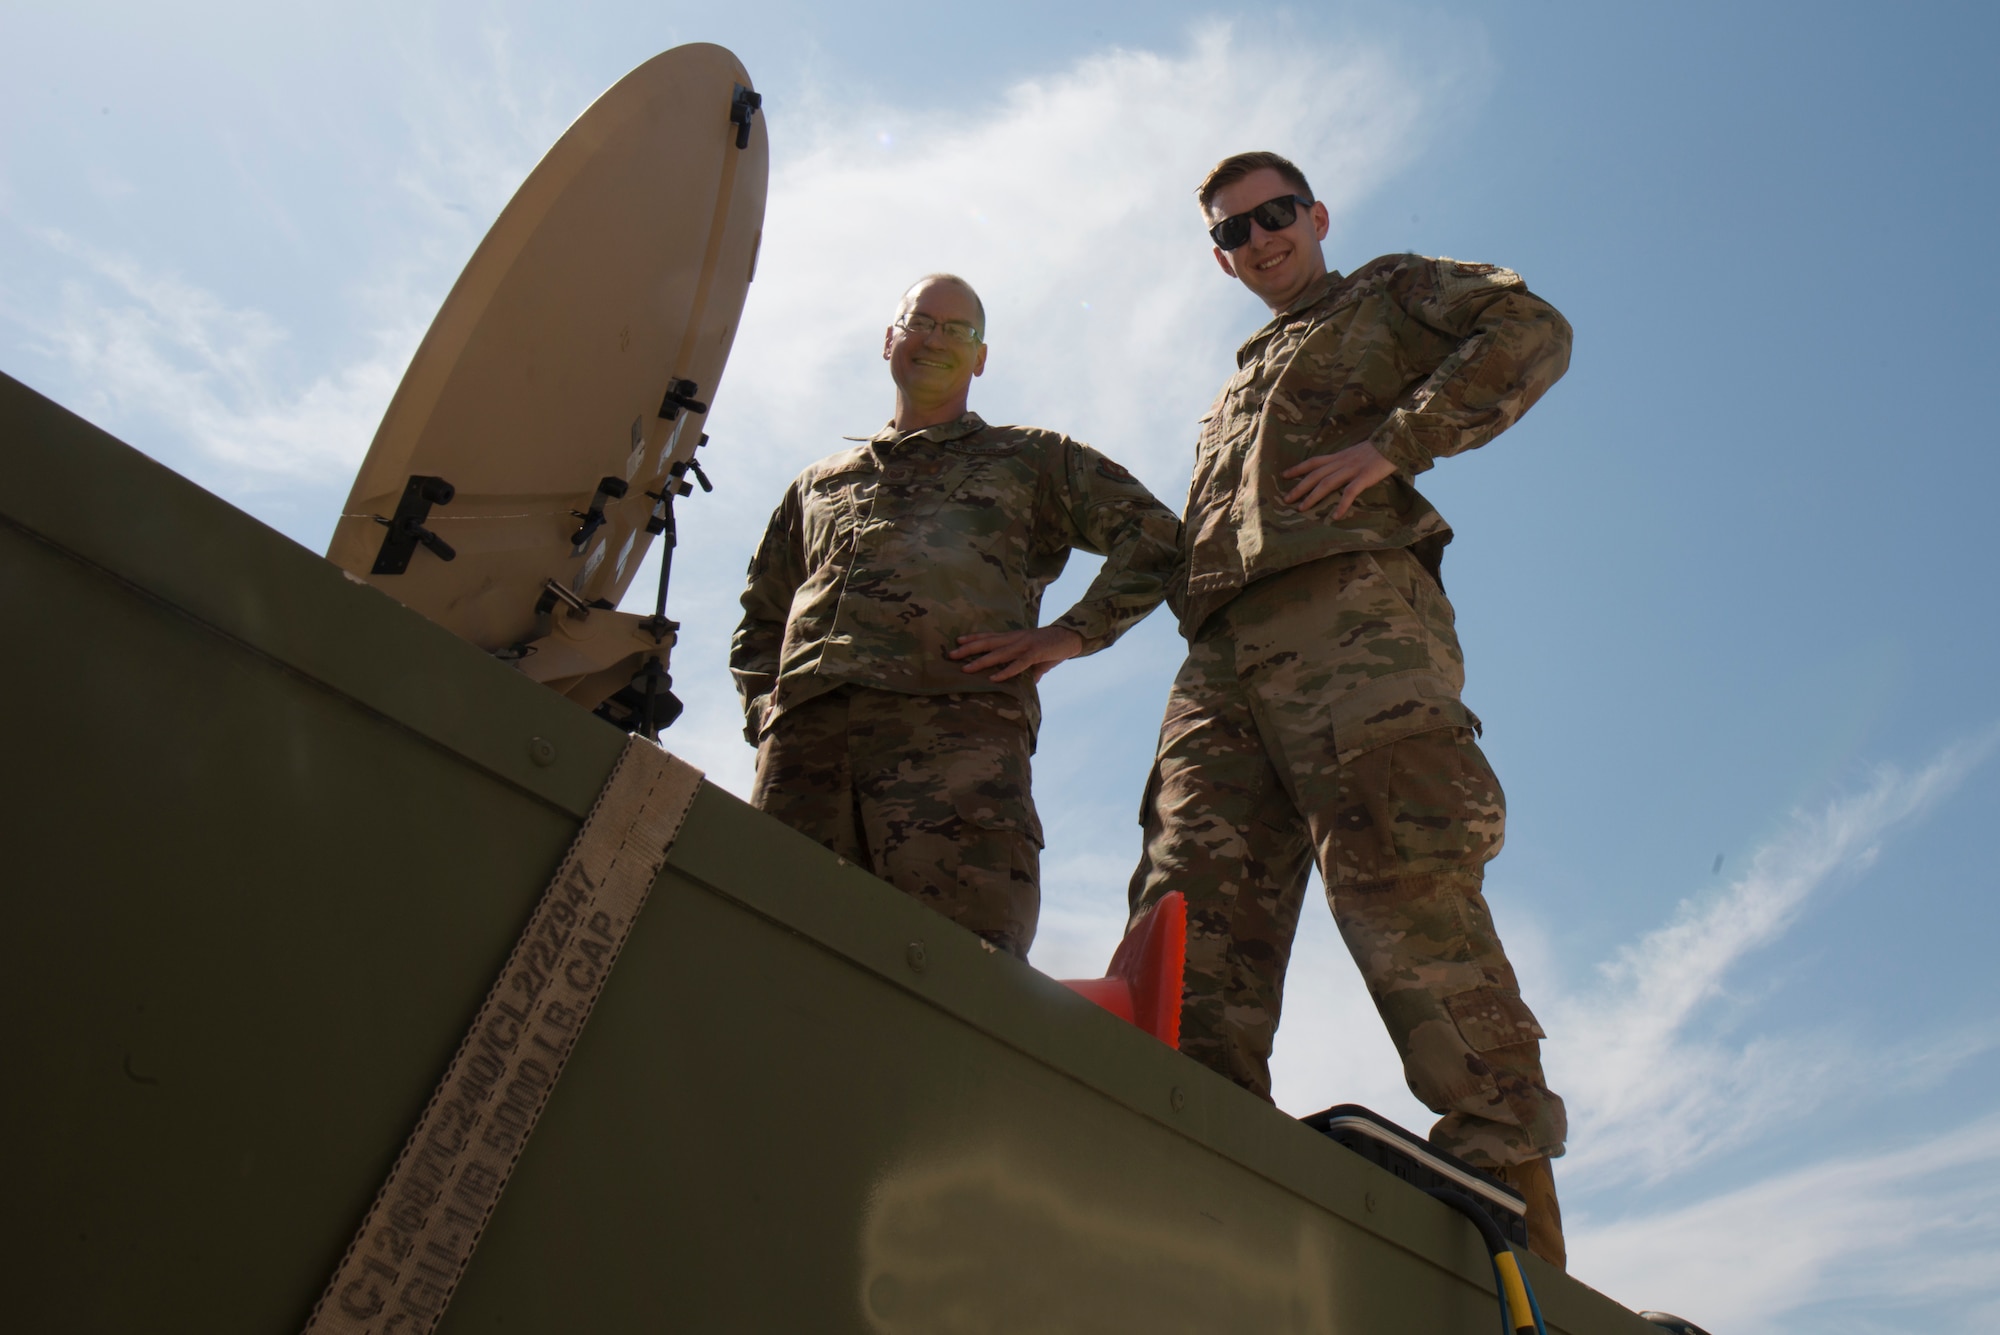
left=1044, top=441, right=1184, bottom=655
left=1366, top=257, right=1573, bottom=477
left=728, top=482, right=806, bottom=744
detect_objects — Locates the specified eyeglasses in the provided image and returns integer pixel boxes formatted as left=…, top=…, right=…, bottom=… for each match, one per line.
left=1207, top=194, right=1314, bottom=251
left=894, top=312, right=983, bottom=345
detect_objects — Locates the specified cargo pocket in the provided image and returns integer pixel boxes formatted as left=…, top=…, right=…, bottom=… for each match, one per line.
left=1328, top=675, right=1475, bottom=767
left=952, top=785, right=1045, bottom=850
left=940, top=694, right=1043, bottom=849
left=947, top=788, right=1042, bottom=956
left=1399, top=985, right=1543, bottom=1115
left=1445, top=986, right=1547, bottom=1052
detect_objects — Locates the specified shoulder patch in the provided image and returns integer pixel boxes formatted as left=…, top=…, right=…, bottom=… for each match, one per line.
left=1095, top=457, right=1135, bottom=483
left=1435, top=257, right=1523, bottom=305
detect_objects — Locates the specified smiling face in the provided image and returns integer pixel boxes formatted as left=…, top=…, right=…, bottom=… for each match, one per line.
left=1205, top=166, right=1331, bottom=312
left=883, top=277, right=988, bottom=411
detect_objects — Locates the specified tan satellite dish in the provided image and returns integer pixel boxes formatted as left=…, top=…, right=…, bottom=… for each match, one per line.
left=327, top=42, right=768, bottom=735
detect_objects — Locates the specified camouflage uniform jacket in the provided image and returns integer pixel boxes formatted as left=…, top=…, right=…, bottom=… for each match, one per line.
left=732, top=412, right=1182, bottom=742
left=1176, top=255, right=1572, bottom=637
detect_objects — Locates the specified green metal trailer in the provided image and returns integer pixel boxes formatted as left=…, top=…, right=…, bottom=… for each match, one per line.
left=1, top=369, right=1673, bottom=1331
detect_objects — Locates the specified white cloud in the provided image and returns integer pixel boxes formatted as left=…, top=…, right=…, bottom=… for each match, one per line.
left=1550, top=730, right=2000, bottom=1187
left=9, top=26, right=575, bottom=494
left=1575, top=1109, right=2000, bottom=1334
left=388, top=24, right=577, bottom=235
left=719, top=22, right=1437, bottom=494
left=30, top=227, right=420, bottom=486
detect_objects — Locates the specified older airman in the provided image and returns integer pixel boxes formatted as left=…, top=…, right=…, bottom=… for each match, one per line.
left=734, top=274, right=1181, bottom=959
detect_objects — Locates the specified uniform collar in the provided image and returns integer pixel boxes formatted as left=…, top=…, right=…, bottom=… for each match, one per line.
left=1282, top=268, right=1342, bottom=317
left=1238, top=269, right=1343, bottom=363
left=847, top=411, right=988, bottom=447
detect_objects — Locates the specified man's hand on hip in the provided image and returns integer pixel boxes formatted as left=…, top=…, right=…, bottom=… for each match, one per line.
left=1282, top=442, right=1398, bottom=519
left=949, top=626, right=1086, bottom=684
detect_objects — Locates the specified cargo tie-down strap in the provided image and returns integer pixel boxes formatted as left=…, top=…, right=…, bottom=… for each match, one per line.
left=303, top=737, right=705, bottom=1334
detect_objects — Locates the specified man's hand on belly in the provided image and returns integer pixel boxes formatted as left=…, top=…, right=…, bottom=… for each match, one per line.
left=1282, top=441, right=1398, bottom=519
left=948, top=626, right=1086, bottom=684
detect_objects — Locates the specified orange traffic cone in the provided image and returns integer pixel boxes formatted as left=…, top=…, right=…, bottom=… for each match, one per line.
left=1059, top=891, right=1186, bottom=1049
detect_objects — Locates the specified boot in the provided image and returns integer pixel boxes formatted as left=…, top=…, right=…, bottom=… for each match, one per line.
left=1491, top=1156, right=1565, bottom=1270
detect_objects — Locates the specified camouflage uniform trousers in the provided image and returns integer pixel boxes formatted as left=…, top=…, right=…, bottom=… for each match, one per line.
left=1129, top=548, right=1566, bottom=1167
left=752, top=684, right=1043, bottom=958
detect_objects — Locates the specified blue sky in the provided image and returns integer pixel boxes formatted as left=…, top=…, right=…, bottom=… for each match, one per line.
left=6, top=3, right=1998, bottom=1329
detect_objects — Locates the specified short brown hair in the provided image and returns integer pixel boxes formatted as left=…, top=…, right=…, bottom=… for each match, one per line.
left=1195, top=152, right=1314, bottom=212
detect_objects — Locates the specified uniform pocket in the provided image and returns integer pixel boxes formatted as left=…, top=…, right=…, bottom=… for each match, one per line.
left=1383, top=548, right=1467, bottom=694
left=952, top=785, right=1045, bottom=849
left=1369, top=547, right=1451, bottom=625
left=804, top=464, right=873, bottom=552
left=939, top=456, right=1037, bottom=535
left=942, top=694, right=1045, bottom=848
left=1445, top=986, right=1547, bottom=1052
left=1291, top=552, right=1469, bottom=766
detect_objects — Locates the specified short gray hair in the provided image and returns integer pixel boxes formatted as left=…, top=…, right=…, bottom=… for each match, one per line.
left=897, top=273, right=986, bottom=332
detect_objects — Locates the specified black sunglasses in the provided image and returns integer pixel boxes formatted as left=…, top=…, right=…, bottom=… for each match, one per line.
left=1208, top=194, right=1314, bottom=251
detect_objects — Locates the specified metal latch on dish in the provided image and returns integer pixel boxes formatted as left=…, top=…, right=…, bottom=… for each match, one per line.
left=532, top=577, right=589, bottom=639
left=659, top=378, right=707, bottom=420
left=570, top=475, right=628, bottom=549
left=371, top=474, right=457, bottom=574
left=730, top=86, right=762, bottom=149
left=646, top=457, right=712, bottom=535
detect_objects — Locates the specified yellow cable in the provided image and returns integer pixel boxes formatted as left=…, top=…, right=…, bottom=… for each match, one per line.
left=1494, top=1250, right=1536, bottom=1333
